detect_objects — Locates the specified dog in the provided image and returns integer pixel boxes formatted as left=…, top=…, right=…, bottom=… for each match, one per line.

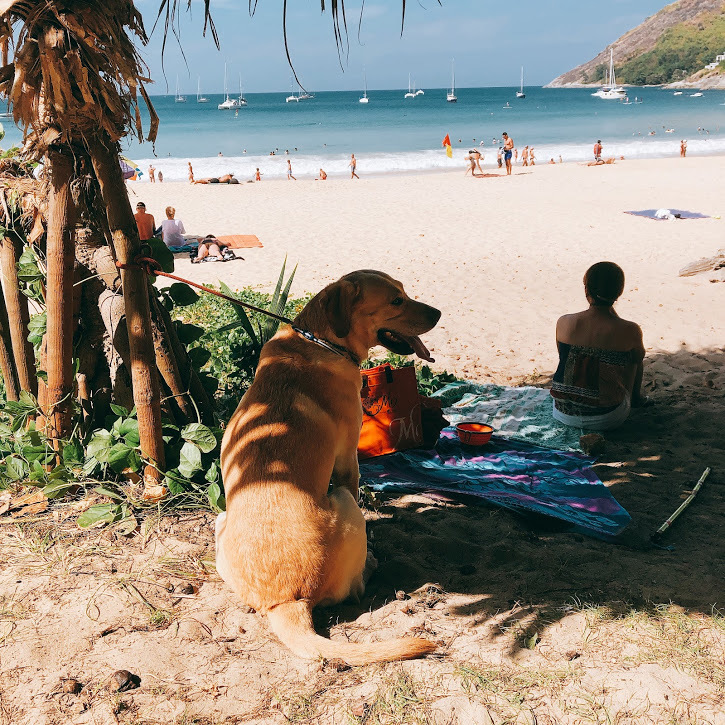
left=217, top=270, right=441, bottom=665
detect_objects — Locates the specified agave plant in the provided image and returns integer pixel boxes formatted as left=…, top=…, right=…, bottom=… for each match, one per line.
left=215, top=257, right=297, bottom=360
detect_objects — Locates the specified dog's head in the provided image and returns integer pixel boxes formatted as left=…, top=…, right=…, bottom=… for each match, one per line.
left=295, top=270, right=441, bottom=363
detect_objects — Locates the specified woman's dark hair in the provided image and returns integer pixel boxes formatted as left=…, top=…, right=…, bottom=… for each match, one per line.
left=584, top=262, right=625, bottom=307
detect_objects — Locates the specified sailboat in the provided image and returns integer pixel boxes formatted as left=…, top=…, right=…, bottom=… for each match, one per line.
left=591, top=49, right=626, bottom=99
left=174, top=76, right=187, bottom=103
left=404, top=74, right=416, bottom=98
left=196, top=77, right=209, bottom=103
left=516, top=66, right=525, bottom=98
left=446, top=60, right=457, bottom=103
left=359, top=69, right=369, bottom=104
left=415, top=82, right=424, bottom=96
left=218, top=64, right=242, bottom=109
left=237, top=74, right=248, bottom=107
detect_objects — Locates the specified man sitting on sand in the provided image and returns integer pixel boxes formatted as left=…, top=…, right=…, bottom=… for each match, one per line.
left=192, top=235, right=236, bottom=263
left=551, top=261, right=646, bottom=431
left=193, top=173, right=237, bottom=185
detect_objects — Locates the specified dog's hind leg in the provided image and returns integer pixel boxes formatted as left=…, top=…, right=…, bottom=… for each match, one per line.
left=316, top=486, right=368, bottom=606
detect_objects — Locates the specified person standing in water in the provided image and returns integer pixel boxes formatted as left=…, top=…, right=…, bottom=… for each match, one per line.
left=350, top=153, right=359, bottom=179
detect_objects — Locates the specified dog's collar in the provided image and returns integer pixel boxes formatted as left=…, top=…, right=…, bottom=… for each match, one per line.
left=291, top=326, right=361, bottom=367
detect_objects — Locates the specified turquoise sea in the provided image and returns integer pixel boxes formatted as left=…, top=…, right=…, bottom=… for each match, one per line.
left=2, top=86, right=723, bottom=180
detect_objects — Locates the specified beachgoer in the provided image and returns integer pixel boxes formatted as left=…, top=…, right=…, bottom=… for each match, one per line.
left=522, top=145, right=529, bottom=166
left=502, top=132, right=514, bottom=175
left=158, top=171, right=163, bottom=183
left=496, top=148, right=503, bottom=168
left=529, top=147, right=535, bottom=166
left=559, top=155, right=563, bottom=163
left=148, top=165, right=155, bottom=183
left=680, top=139, right=687, bottom=157
left=287, top=159, right=296, bottom=181
left=134, top=202, right=155, bottom=242
left=160, top=206, right=186, bottom=248
left=549, top=158, right=556, bottom=164
left=218, top=151, right=223, bottom=157
left=464, top=152, right=476, bottom=176
left=594, top=140, right=602, bottom=162
left=350, top=153, right=359, bottom=179
left=188, top=162, right=194, bottom=183
left=193, top=173, right=236, bottom=185
left=255, top=168, right=262, bottom=181
left=551, top=261, right=646, bottom=431
left=514, top=148, right=518, bottom=162
left=317, top=169, right=327, bottom=180
left=473, top=149, right=484, bottom=175
left=192, top=234, right=235, bottom=263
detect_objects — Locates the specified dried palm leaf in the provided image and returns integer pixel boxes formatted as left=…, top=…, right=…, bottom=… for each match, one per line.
left=0, top=0, right=156, bottom=147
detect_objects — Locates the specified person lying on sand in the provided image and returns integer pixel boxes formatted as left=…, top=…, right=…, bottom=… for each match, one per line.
left=192, top=235, right=236, bottom=263
left=587, top=157, right=618, bottom=166
left=193, top=173, right=238, bottom=185
left=550, top=261, right=647, bottom=431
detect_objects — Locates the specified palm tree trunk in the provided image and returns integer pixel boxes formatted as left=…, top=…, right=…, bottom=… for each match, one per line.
left=0, top=233, right=37, bottom=396
left=44, top=147, right=77, bottom=446
left=87, top=133, right=165, bottom=486
left=0, top=287, right=20, bottom=400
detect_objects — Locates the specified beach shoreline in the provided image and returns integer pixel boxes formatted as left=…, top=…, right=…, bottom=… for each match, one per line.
left=135, top=154, right=725, bottom=385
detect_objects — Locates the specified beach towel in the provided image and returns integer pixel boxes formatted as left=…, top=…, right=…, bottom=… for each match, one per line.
left=217, top=234, right=263, bottom=249
left=624, top=209, right=710, bottom=220
left=432, top=382, right=582, bottom=451
left=168, top=244, right=198, bottom=253
left=359, top=429, right=631, bottom=540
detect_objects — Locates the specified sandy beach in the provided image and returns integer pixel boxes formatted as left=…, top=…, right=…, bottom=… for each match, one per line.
left=2, top=156, right=724, bottom=725
left=133, top=155, right=724, bottom=384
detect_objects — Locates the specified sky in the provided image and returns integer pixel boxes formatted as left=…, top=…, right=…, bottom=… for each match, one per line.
left=136, top=0, right=670, bottom=95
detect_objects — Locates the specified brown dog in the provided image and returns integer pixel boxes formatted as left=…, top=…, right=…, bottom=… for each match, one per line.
left=217, top=270, right=441, bottom=665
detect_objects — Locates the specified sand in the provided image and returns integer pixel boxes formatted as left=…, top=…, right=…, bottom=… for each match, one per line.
left=133, top=155, right=724, bottom=383
left=1, top=156, right=724, bottom=724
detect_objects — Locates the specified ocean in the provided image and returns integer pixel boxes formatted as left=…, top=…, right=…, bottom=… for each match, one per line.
left=2, top=86, right=723, bottom=180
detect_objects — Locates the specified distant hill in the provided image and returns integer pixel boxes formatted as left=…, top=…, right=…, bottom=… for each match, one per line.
left=547, top=0, right=725, bottom=88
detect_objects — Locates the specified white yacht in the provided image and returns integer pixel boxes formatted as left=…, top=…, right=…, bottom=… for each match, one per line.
left=591, top=49, right=626, bottom=100
left=690, top=92, right=703, bottom=97
left=196, top=77, right=209, bottom=103
left=218, top=65, right=245, bottom=109
left=516, top=66, right=526, bottom=98
left=446, top=60, right=457, bottom=103
left=359, top=70, right=369, bottom=103
left=174, top=76, right=187, bottom=103
left=404, top=74, right=416, bottom=98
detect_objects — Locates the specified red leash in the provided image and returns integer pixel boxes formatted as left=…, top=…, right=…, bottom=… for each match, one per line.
left=116, top=256, right=294, bottom=325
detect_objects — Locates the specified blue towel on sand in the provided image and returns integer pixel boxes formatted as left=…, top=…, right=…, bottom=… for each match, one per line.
left=359, top=429, right=631, bottom=540
left=624, top=209, right=710, bottom=220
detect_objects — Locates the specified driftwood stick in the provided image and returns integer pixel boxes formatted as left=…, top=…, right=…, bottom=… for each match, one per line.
left=88, top=133, right=165, bottom=486
left=651, top=467, right=711, bottom=541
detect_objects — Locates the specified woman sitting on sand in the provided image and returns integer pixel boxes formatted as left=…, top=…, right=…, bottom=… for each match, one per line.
left=160, top=206, right=186, bottom=248
left=192, top=235, right=235, bottom=263
left=551, top=261, right=646, bottom=431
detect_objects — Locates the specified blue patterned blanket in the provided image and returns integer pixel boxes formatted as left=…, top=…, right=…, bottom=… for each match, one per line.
left=359, top=429, right=630, bottom=540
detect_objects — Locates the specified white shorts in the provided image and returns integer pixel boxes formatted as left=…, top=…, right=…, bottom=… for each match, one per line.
left=552, top=395, right=631, bottom=432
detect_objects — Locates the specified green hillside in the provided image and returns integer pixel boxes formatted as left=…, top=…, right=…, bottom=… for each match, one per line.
left=617, top=8, right=725, bottom=84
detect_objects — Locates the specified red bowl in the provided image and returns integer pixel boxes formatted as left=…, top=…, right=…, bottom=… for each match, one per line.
left=455, top=422, right=493, bottom=446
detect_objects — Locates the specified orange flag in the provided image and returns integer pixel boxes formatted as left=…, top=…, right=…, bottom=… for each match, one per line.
left=442, top=133, right=453, bottom=158
left=442, top=134, right=451, bottom=147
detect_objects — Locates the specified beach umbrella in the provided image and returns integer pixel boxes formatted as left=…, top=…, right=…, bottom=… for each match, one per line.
left=120, top=156, right=142, bottom=180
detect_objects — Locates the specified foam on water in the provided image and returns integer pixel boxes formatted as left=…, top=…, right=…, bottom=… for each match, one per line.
left=134, top=135, right=725, bottom=182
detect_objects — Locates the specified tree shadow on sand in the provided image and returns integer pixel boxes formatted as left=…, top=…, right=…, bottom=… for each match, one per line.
left=317, top=346, right=724, bottom=655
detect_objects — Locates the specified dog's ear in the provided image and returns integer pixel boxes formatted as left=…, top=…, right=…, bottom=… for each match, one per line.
left=324, top=279, right=360, bottom=338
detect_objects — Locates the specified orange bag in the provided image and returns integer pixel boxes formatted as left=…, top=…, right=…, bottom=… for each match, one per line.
left=358, top=364, right=423, bottom=459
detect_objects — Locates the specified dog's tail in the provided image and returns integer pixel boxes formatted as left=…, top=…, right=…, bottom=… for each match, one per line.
left=267, top=600, right=437, bottom=666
